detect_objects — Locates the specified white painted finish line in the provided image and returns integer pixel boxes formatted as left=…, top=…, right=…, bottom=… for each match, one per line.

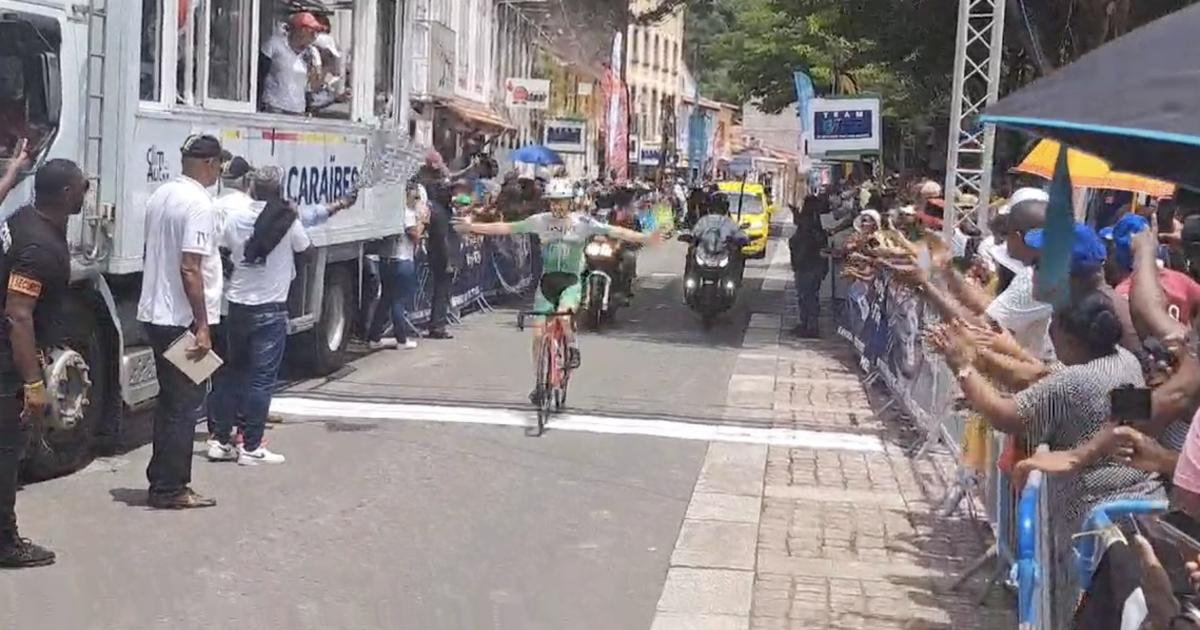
left=270, top=397, right=885, bottom=452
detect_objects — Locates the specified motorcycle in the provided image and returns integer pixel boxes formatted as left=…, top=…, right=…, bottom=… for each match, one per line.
left=680, top=231, right=744, bottom=329
left=581, top=209, right=630, bottom=330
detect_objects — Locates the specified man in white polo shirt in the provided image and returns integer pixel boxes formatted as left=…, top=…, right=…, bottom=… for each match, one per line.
left=137, top=134, right=224, bottom=509
left=207, top=165, right=356, bottom=465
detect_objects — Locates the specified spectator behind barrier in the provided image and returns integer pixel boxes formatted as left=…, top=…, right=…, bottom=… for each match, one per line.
left=927, top=289, right=1165, bottom=531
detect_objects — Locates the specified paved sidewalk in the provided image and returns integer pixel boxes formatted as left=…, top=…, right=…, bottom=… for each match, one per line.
left=651, top=251, right=1014, bottom=629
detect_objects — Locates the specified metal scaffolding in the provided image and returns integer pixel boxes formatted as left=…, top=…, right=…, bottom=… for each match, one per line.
left=942, top=0, right=1007, bottom=239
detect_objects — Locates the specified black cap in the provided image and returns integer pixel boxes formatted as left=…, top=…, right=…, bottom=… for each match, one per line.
left=221, top=156, right=253, bottom=179
left=181, top=134, right=223, bottom=159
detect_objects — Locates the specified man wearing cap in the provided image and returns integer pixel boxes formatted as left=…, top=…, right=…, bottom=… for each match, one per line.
left=260, top=12, right=326, bottom=115
left=1104, top=214, right=1200, bottom=328
left=1023, top=222, right=1141, bottom=354
left=136, top=134, right=225, bottom=509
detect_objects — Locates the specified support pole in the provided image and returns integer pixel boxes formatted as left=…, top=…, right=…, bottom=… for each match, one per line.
left=942, top=0, right=1007, bottom=240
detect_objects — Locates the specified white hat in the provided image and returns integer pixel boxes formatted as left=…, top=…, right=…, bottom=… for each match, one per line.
left=853, top=209, right=881, bottom=232
left=1008, top=187, right=1049, bottom=206
left=919, top=181, right=942, bottom=197
left=544, top=178, right=574, bottom=200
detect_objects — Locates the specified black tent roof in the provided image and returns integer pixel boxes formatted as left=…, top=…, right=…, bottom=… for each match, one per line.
left=981, top=4, right=1200, bottom=190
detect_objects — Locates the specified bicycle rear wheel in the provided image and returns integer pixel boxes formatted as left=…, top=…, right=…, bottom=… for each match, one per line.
left=533, top=337, right=554, bottom=436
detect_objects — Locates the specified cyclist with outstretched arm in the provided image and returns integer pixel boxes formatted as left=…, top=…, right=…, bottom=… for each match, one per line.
left=454, top=178, right=661, bottom=403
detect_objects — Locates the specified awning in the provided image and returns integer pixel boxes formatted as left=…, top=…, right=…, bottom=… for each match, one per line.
left=437, top=96, right=516, bottom=131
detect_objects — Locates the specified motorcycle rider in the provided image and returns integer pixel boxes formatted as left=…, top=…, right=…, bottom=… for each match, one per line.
left=685, top=199, right=749, bottom=294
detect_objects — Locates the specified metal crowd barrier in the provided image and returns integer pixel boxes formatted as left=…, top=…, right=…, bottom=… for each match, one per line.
left=834, top=270, right=1053, bottom=628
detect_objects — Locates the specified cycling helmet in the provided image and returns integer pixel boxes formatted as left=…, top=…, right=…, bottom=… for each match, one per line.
left=544, top=178, right=574, bottom=200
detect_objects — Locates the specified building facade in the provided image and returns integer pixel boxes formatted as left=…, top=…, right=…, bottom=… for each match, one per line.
left=625, top=0, right=684, bottom=174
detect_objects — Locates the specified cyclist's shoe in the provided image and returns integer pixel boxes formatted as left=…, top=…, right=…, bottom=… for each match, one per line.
left=567, top=346, right=582, bottom=370
left=529, top=387, right=544, bottom=406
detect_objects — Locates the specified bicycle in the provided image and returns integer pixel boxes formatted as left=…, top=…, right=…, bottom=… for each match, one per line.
left=516, top=309, right=577, bottom=436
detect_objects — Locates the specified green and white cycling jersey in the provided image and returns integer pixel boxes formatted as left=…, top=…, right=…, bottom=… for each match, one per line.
left=511, top=212, right=614, bottom=276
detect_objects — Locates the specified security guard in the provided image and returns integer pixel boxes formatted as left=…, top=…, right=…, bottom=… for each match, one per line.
left=0, top=158, right=86, bottom=568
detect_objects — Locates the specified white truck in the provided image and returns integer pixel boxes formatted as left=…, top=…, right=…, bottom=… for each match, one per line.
left=0, top=0, right=415, bottom=478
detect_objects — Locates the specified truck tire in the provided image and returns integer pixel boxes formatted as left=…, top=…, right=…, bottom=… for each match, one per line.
left=22, top=315, right=109, bottom=481
left=296, top=265, right=353, bottom=376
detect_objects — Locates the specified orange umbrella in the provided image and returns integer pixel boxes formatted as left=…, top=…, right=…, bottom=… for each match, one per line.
left=1013, top=139, right=1176, bottom=198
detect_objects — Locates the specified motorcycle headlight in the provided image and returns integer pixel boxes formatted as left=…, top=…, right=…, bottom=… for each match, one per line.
left=585, top=242, right=603, bottom=256
left=695, top=250, right=730, bottom=267
left=600, top=243, right=614, bottom=257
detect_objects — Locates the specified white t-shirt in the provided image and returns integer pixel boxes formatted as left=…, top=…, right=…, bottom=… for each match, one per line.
left=261, top=33, right=315, bottom=114
left=221, top=199, right=312, bottom=306
left=381, top=205, right=419, bottom=261
left=137, top=176, right=224, bottom=327
left=985, top=266, right=1055, bottom=360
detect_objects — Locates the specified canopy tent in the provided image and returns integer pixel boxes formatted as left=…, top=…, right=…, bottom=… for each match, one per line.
left=1013, top=139, right=1176, bottom=198
left=981, top=4, right=1200, bottom=190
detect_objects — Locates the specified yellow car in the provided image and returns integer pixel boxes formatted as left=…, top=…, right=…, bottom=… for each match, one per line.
left=718, top=182, right=771, bottom=259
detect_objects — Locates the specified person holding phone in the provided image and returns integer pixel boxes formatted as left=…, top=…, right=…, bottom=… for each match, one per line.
left=928, top=290, right=1165, bottom=528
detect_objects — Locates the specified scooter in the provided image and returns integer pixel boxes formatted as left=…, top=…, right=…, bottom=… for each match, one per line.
left=680, top=231, right=745, bottom=329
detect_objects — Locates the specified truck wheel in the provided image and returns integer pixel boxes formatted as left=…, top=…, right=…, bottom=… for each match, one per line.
left=22, top=324, right=109, bottom=481
left=297, top=266, right=353, bottom=376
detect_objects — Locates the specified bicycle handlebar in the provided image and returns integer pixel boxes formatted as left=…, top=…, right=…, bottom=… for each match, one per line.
left=516, top=310, right=576, bottom=331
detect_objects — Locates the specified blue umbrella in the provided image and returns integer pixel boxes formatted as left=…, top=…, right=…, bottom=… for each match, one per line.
left=512, top=144, right=563, bottom=166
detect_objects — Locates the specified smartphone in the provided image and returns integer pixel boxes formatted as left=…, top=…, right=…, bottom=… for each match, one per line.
left=1158, top=511, right=1200, bottom=560
left=1110, top=386, right=1153, bottom=424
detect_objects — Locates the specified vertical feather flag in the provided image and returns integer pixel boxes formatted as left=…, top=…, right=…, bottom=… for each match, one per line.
left=1038, top=144, right=1075, bottom=309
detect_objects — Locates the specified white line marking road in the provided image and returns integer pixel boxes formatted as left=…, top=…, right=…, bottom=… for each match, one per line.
left=269, top=397, right=885, bottom=452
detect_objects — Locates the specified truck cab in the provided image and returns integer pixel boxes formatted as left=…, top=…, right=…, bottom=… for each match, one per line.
left=0, top=0, right=415, bottom=479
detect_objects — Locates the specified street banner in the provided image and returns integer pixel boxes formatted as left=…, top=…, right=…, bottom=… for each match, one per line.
left=602, top=67, right=629, bottom=180
left=793, top=71, right=816, bottom=128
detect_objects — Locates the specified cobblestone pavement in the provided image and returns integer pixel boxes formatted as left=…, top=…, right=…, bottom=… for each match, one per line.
left=652, top=245, right=1014, bottom=630
left=754, top=285, right=1014, bottom=630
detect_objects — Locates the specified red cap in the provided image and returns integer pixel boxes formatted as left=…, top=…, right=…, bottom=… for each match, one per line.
left=290, top=11, right=327, bottom=32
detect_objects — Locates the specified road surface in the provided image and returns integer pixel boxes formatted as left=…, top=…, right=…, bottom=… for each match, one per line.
left=2, top=235, right=796, bottom=630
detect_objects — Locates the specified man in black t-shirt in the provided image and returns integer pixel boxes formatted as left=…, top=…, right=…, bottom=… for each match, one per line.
left=0, top=158, right=85, bottom=568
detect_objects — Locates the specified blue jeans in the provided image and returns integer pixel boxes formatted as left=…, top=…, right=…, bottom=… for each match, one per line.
left=368, top=258, right=417, bottom=343
left=212, top=304, right=288, bottom=452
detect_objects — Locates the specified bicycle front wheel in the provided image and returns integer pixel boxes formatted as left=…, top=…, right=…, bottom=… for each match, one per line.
left=534, top=337, right=554, bottom=435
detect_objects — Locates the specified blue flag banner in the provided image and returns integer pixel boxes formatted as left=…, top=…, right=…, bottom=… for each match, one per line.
left=1039, top=145, right=1075, bottom=308
left=793, top=71, right=815, bottom=129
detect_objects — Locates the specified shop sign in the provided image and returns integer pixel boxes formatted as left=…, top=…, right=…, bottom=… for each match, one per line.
left=505, top=78, right=550, bottom=109
left=639, top=143, right=663, bottom=167
left=545, top=119, right=586, bottom=153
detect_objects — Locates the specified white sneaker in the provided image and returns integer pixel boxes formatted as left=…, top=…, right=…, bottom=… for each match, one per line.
left=206, top=442, right=238, bottom=462
left=238, top=446, right=286, bottom=466
left=401, top=339, right=418, bottom=350
left=368, top=339, right=398, bottom=350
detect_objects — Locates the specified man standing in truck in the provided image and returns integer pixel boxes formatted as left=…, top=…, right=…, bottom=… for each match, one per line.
left=137, top=134, right=225, bottom=510
left=0, top=154, right=86, bottom=567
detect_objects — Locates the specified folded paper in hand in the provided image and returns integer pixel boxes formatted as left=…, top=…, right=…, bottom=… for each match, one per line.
left=162, top=331, right=223, bottom=385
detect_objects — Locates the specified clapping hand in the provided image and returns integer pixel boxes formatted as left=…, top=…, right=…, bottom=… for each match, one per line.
left=924, top=321, right=977, bottom=369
